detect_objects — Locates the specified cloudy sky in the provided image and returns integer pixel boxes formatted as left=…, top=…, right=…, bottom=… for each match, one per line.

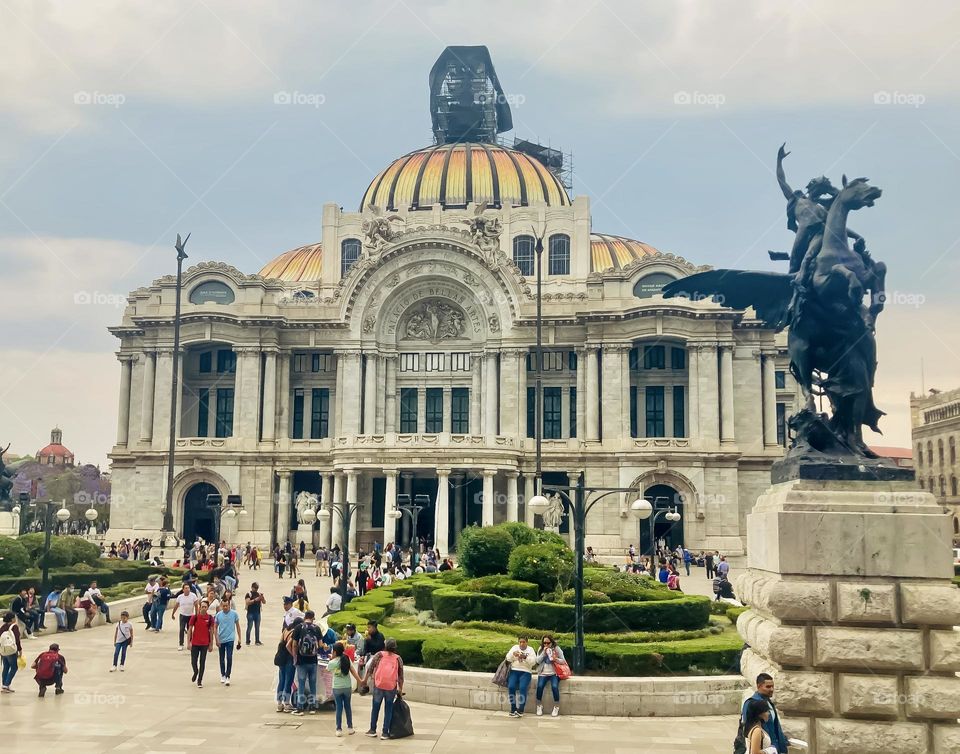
left=1, top=0, right=958, bottom=465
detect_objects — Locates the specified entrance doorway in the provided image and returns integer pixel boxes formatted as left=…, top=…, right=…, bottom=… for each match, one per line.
left=399, top=476, right=437, bottom=550
left=637, top=483, right=685, bottom=560
left=182, top=482, right=218, bottom=543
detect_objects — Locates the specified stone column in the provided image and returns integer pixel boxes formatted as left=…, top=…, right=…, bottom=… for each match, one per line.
left=236, top=348, right=261, bottom=440
left=762, top=353, right=778, bottom=447
left=435, top=469, right=450, bottom=556
left=331, top=473, right=344, bottom=548
left=698, top=343, right=720, bottom=444
left=523, top=474, right=535, bottom=527
left=719, top=343, right=735, bottom=445
left=262, top=351, right=277, bottom=442
left=442, top=388, right=452, bottom=434
left=318, top=473, right=334, bottom=549
left=600, top=344, right=627, bottom=441
left=401, top=473, right=413, bottom=545
left=139, top=351, right=156, bottom=442
left=151, top=350, right=173, bottom=446
left=506, top=471, right=519, bottom=522
left=345, top=470, right=358, bottom=554
left=481, top=469, right=496, bottom=526
left=334, top=352, right=344, bottom=437
left=687, top=343, right=700, bottom=441
left=499, top=350, right=520, bottom=437
left=383, top=469, right=398, bottom=549
left=451, top=474, right=464, bottom=547
left=277, top=351, right=290, bottom=439
left=376, top=355, right=387, bottom=433
left=384, top=355, right=397, bottom=433
left=575, top=347, right=586, bottom=440
left=736, top=481, right=960, bottom=754
left=484, top=351, right=498, bottom=438
left=470, top=352, right=482, bottom=435
left=343, top=352, right=362, bottom=435
left=363, top=354, right=377, bottom=434
left=116, top=355, right=133, bottom=446
left=276, top=471, right=292, bottom=546
left=585, top=345, right=600, bottom=441
left=517, top=351, right=528, bottom=443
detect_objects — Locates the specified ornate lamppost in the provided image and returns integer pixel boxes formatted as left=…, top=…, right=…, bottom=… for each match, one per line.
left=311, top=501, right=363, bottom=605
left=13, top=499, right=73, bottom=594
left=390, top=493, right=431, bottom=551
left=205, top=493, right=246, bottom=549
left=630, top=498, right=682, bottom=572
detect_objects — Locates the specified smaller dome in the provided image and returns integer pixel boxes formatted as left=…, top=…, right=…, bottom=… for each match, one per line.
left=590, top=233, right=659, bottom=273
left=259, top=242, right=322, bottom=282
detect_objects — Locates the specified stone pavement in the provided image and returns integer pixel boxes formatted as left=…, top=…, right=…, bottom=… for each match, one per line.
left=0, top=561, right=736, bottom=752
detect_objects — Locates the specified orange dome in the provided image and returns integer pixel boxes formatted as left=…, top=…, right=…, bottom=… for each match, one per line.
left=258, top=242, right=322, bottom=282
left=590, top=233, right=660, bottom=272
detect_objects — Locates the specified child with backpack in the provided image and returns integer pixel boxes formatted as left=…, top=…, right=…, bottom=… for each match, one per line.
left=364, top=637, right=404, bottom=740
left=110, top=611, right=134, bottom=672
left=32, top=643, right=67, bottom=697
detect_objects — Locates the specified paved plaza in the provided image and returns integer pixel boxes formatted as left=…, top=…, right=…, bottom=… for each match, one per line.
left=0, top=564, right=735, bottom=753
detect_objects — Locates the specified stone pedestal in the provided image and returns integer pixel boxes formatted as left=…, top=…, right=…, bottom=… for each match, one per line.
left=295, top=523, right=313, bottom=549
left=736, top=480, right=960, bottom=754
left=0, top=511, right=17, bottom=536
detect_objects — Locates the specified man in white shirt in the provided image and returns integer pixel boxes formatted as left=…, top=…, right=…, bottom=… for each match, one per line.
left=323, top=587, right=342, bottom=617
left=170, top=585, right=199, bottom=651
left=282, top=596, right=304, bottom=628
left=143, top=577, right=159, bottom=626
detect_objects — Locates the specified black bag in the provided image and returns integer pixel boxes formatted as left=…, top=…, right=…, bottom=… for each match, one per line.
left=390, top=695, right=414, bottom=739
left=273, top=639, right=289, bottom=667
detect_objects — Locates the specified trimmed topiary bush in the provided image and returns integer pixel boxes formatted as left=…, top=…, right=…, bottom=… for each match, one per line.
left=0, top=536, right=30, bottom=576
left=533, top=529, right=568, bottom=548
left=420, top=635, right=506, bottom=672
left=560, top=588, right=611, bottom=604
left=508, top=542, right=575, bottom=595
left=18, top=533, right=101, bottom=568
left=437, top=568, right=467, bottom=585
left=583, top=569, right=680, bottom=602
left=457, top=526, right=516, bottom=577
left=461, top=575, right=539, bottom=601
left=61, top=537, right=101, bottom=567
left=493, top=521, right=539, bottom=548
left=431, top=587, right=520, bottom=623
left=411, top=580, right=446, bottom=612
left=518, top=595, right=711, bottom=633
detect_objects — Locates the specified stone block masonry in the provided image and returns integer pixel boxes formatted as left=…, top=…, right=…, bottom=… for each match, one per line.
left=736, top=479, right=959, bottom=754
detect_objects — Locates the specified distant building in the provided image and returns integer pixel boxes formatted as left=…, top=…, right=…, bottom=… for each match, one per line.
left=911, top=388, right=960, bottom=538
left=869, top=446, right=914, bottom=470
left=36, top=427, right=74, bottom=467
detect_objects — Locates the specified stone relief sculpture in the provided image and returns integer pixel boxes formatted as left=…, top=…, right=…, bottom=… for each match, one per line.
left=294, top=491, right=319, bottom=525
left=459, top=202, right=503, bottom=267
left=361, top=204, right=404, bottom=251
left=401, top=299, right=467, bottom=342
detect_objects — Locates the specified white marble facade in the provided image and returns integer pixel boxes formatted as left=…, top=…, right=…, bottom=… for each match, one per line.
left=107, top=192, right=799, bottom=556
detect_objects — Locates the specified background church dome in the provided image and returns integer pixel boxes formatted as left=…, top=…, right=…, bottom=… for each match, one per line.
left=360, top=142, right=571, bottom=212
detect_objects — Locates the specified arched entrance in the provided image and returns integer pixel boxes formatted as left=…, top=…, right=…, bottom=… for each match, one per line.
left=638, top=483, right=685, bottom=560
left=182, top=482, right=218, bottom=543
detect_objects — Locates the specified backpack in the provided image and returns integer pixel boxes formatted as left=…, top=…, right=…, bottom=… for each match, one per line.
left=297, top=625, right=320, bottom=658
left=0, top=627, right=16, bottom=656
left=35, top=651, right=60, bottom=680
left=373, top=651, right=400, bottom=690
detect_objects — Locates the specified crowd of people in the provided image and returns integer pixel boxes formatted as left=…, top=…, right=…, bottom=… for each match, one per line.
left=620, top=543, right=737, bottom=600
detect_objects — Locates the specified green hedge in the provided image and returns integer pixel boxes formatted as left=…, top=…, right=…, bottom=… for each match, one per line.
left=0, top=537, right=30, bottom=576
left=726, top=606, right=748, bottom=625
left=432, top=587, right=520, bottom=623
left=438, top=569, right=466, bottom=585
left=460, top=575, right=539, bottom=601
left=411, top=580, right=446, bottom=612
left=508, top=542, right=575, bottom=594
left=583, top=569, right=681, bottom=602
left=17, top=534, right=100, bottom=568
left=560, top=588, right=611, bottom=604
left=451, top=619, right=717, bottom=644
left=518, top=595, right=710, bottom=633
left=0, top=561, right=185, bottom=596
left=458, top=527, right=516, bottom=577
left=420, top=635, right=506, bottom=672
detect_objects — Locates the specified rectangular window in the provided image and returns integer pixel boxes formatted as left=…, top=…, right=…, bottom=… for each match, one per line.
left=776, top=403, right=787, bottom=446
left=645, top=386, right=665, bottom=437
left=644, top=345, right=665, bottom=370
left=310, top=388, right=329, bottom=438
left=198, top=352, right=212, bottom=374
left=671, top=347, right=686, bottom=370
left=568, top=351, right=577, bottom=371
left=775, top=370, right=786, bottom=389
left=526, top=386, right=535, bottom=439
left=630, top=385, right=638, bottom=438
left=451, top=388, right=469, bottom=433
left=542, top=351, right=563, bottom=371
left=197, top=388, right=209, bottom=437
left=450, top=352, right=470, bottom=372
left=400, top=388, right=418, bottom=433
left=425, top=353, right=444, bottom=372
left=399, top=353, right=420, bottom=372
left=216, top=350, right=236, bottom=374
left=544, top=387, right=562, bottom=439
left=629, top=347, right=640, bottom=372
left=425, top=388, right=443, bottom=433
left=292, top=388, right=304, bottom=439
left=548, top=234, right=570, bottom=275
left=215, top=388, right=234, bottom=438
left=569, top=386, right=577, bottom=438
left=293, top=353, right=309, bottom=373
left=673, top=385, right=685, bottom=437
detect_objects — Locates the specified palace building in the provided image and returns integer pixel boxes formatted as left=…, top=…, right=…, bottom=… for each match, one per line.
left=107, top=47, right=799, bottom=556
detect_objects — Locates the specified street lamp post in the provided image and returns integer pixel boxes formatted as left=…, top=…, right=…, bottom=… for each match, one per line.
left=34, top=500, right=71, bottom=594
left=162, top=233, right=190, bottom=541
left=630, top=498, right=682, bottom=573
left=529, top=473, right=648, bottom=673
left=534, top=233, right=544, bottom=498
left=314, top=501, right=363, bottom=605
left=390, top=493, right=431, bottom=551
left=14, top=492, right=30, bottom=536
left=205, top=493, right=246, bottom=550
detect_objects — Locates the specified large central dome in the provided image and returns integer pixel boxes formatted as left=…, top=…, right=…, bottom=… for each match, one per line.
left=360, top=142, right=571, bottom=212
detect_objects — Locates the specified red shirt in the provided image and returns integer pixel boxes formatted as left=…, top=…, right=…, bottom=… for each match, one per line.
left=188, top=614, right=214, bottom=646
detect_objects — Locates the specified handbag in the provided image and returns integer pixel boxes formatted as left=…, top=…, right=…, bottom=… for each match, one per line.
left=553, top=658, right=572, bottom=681
left=17, top=655, right=26, bottom=670
left=492, top=658, right=511, bottom=687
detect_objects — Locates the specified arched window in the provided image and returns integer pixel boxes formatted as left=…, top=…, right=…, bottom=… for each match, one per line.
left=548, top=234, right=570, bottom=275
left=919, top=478, right=925, bottom=489
left=927, top=441, right=933, bottom=466
left=952, top=476, right=958, bottom=497
left=917, top=443, right=924, bottom=467
left=939, top=475, right=946, bottom=497
left=929, top=477, right=935, bottom=493
left=938, top=439, right=945, bottom=465
left=341, top=239, right=361, bottom=278
left=513, top=235, right=535, bottom=276
left=950, top=437, right=956, bottom=465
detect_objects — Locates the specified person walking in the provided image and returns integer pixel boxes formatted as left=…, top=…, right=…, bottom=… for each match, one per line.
left=244, top=582, right=265, bottom=646
left=743, top=698, right=779, bottom=754
left=170, top=582, right=198, bottom=648
left=705, top=550, right=715, bottom=579
left=276, top=550, right=287, bottom=580
left=143, top=576, right=158, bottom=627
left=214, top=599, right=241, bottom=686
left=364, top=637, right=404, bottom=740
left=287, top=610, right=323, bottom=715
left=299, top=539, right=306, bottom=561
left=274, top=621, right=296, bottom=712
left=187, top=600, right=215, bottom=687
left=534, top=635, right=565, bottom=717
left=739, top=673, right=789, bottom=754
left=0, top=611, right=23, bottom=692
left=110, top=611, right=133, bottom=672
left=505, top=635, right=536, bottom=718
left=682, top=547, right=692, bottom=576
left=717, top=555, right=730, bottom=579
left=330, top=641, right=362, bottom=736
left=31, top=643, right=66, bottom=697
